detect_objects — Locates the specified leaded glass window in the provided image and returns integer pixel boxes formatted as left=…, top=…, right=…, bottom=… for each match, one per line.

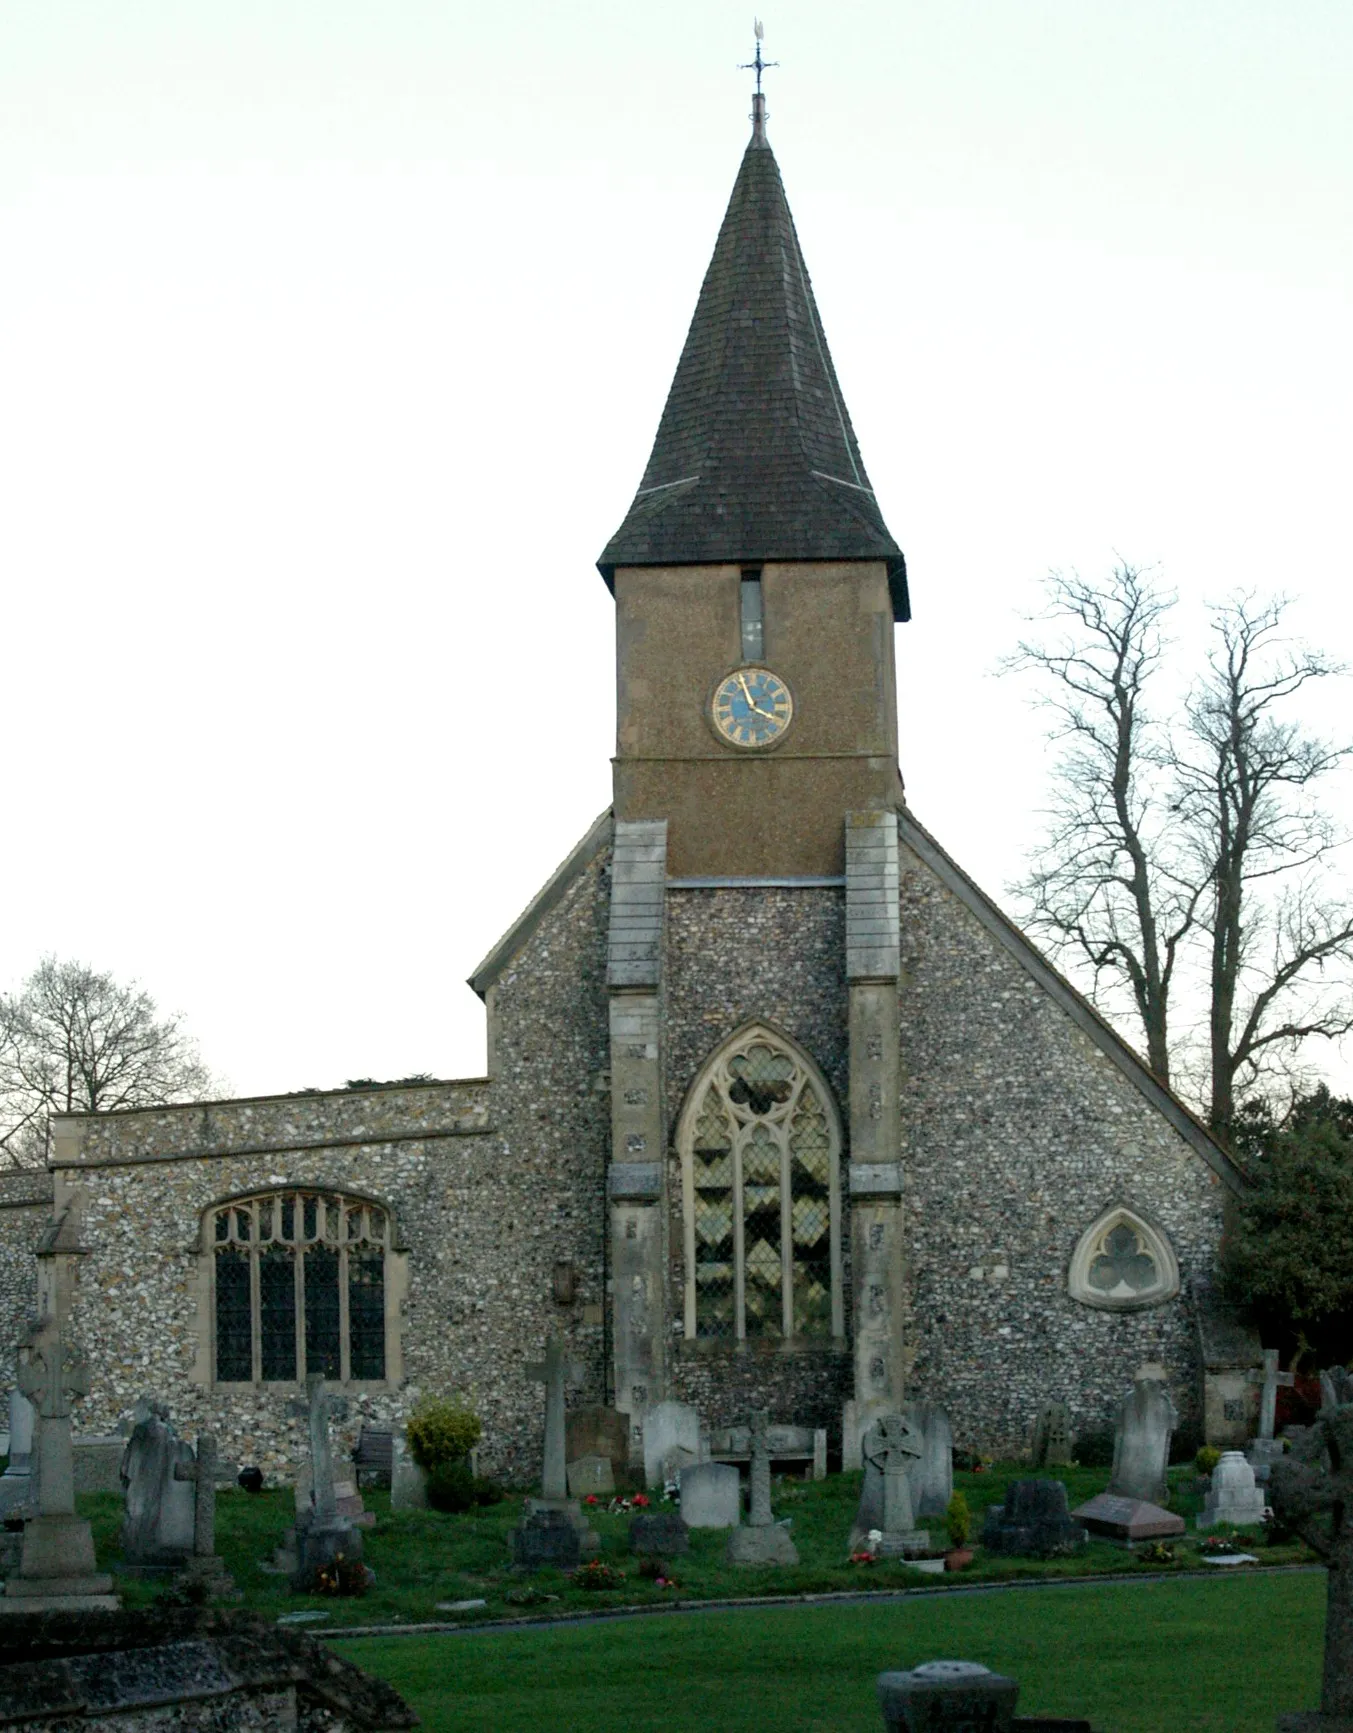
left=209, top=1190, right=390, bottom=1384
left=1067, top=1203, right=1179, bottom=1312
left=680, top=1026, right=843, bottom=1343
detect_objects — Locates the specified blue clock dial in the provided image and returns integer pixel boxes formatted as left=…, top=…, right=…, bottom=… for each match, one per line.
left=711, top=666, right=794, bottom=749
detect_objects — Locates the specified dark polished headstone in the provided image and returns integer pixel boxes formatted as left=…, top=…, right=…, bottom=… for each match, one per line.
left=629, top=1512, right=690, bottom=1557
left=982, top=1480, right=1087, bottom=1558
left=510, top=1508, right=580, bottom=1573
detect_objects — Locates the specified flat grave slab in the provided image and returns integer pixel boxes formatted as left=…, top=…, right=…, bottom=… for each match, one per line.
left=1071, top=1493, right=1184, bottom=1541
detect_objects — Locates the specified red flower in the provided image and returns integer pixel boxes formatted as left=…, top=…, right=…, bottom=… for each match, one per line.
left=584, top=1495, right=598, bottom=1505
left=633, top=1494, right=650, bottom=1507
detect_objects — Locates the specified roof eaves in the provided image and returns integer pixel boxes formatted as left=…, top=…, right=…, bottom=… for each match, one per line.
left=468, top=808, right=613, bottom=998
left=896, top=806, right=1246, bottom=1193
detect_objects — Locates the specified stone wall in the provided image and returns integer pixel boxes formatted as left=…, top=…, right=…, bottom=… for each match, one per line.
left=0, top=1172, right=52, bottom=1379
left=896, top=838, right=1226, bottom=1455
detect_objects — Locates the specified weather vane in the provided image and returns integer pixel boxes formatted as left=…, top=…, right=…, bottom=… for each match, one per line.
left=739, top=18, right=778, bottom=97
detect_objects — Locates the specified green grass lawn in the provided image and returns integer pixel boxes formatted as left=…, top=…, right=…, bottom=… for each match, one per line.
left=79, top=1458, right=1311, bottom=1630
left=335, top=1571, right=1325, bottom=1733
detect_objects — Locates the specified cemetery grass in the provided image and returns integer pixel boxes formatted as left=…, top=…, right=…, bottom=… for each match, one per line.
left=78, top=1459, right=1314, bottom=1630
left=337, top=1570, right=1325, bottom=1732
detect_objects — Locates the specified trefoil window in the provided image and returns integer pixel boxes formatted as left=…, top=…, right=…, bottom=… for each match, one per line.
left=210, top=1190, right=390, bottom=1384
left=1067, top=1203, right=1179, bottom=1312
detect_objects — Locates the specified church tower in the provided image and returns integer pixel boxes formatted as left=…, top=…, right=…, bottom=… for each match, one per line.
left=597, top=89, right=911, bottom=1438
left=599, top=92, right=909, bottom=881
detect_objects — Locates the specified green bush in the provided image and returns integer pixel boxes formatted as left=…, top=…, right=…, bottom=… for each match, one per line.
left=472, top=1476, right=505, bottom=1506
left=1075, top=1428, right=1115, bottom=1467
left=406, top=1398, right=482, bottom=1472
left=945, top=1491, right=971, bottom=1549
left=1196, top=1445, right=1222, bottom=1476
left=425, top=1461, right=477, bottom=1513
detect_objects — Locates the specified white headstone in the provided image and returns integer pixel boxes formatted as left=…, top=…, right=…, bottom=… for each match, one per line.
left=1198, top=1450, right=1267, bottom=1529
left=1110, top=1371, right=1178, bottom=1505
left=566, top=1454, right=615, bottom=1499
left=642, top=1401, right=701, bottom=1488
left=680, top=1460, right=741, bottom=1529
left=390, top=1438, right=427, bottom=1510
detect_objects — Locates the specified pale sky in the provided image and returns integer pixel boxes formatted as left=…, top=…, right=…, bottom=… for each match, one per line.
left=2, top=1, right=1351, bottom=1102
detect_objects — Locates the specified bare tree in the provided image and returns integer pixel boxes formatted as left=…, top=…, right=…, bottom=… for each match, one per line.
left=1008, top=566, right=1201, bottom=1083
left=1014, top=573, right=1353, bottom=1135
left=1172, top=597, right=1353, bottom=1129
left=0, top=957, right=216, bottom=1167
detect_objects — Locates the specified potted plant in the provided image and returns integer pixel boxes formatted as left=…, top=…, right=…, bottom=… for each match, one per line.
left=944, top=1491, right=974, bottom=1570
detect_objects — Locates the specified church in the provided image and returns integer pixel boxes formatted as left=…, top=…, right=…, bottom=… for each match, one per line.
left=0, top=95, right=1245, bottom=1481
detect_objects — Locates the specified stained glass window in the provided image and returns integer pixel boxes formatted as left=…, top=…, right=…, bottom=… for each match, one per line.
left=681, top=1028, right=842, bottom=1343
left=209, top=1191, right=391, bottom=1384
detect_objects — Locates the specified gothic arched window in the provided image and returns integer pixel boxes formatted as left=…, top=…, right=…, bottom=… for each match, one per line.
left=1067, top=1203, right=1180, bottom=1312
left=208, top=1189, right=393, bottom=1386
left=678, top=1025, right=844, bottom=1344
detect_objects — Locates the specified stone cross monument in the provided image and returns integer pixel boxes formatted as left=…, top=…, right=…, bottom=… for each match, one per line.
left=1247, top=1348, right=1296, bottom=1476
left=726, top=1410, right=798, bottom=1565
left=526, top=1335, right=585, bottom=1505
left=1270, top=1404, right=1353, bottom=1728
left=173, top=1432, right=240, bottom=1597
left=306, top=1374, right=338, bottom=1523
left=1, top=1311, right=118, bottom=1611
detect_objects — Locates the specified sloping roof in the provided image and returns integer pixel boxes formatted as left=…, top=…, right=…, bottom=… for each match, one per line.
left=598, top=124, right=909, bottom=619
left=896, top=806, right=1248, bottom=1194
left=468, top=809, right=613, bottom=998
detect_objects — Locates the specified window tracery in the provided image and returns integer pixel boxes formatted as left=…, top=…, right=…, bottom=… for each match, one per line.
left=1067, top=1203, right=1179, bottom=1311
left=208, top=1189, right=392, bottom=1385
left=680, top=1026, right=843, bottom=1343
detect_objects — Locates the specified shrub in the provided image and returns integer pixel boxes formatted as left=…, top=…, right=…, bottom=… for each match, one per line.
left=472, top=1475, right=505, bottom=1506
left=406, top=1398, right=482, bottom=1473
left=425, top=1461, right=477, bottom=1513
left=1196, top=1445, right=1222, bottom=1476
left=945, top=1490, right=971, bottom=1549
left=1075, top=1427, right=1115, bottom=1467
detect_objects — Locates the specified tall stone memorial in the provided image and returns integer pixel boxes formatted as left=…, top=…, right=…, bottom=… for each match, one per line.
left=511, top=1335, right=598, bottom=1567
left=726, top=1411, right=797, bottom=1565
left=174, top=1432, right=240, bottom=1597
left=118, top=1397, right=195, bottom=1572
left=1, top=1312, right=117, bottom=1611
left=1109, top=1368, right=1177, bottom=1506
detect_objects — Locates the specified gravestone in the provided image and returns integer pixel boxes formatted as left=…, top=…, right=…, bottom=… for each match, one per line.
left=286, top=1376, right=362, bottom=1592
left=900, top=1401, right=953, bottom=1519
left=1271, top=1404, right=1353, bottom=1727
left=849, top=1413, right=929, bottom=1558
left=642, top=1400, right=702, bottom=1489
left=1320, top=1369, right=1353, bottom=1414
left=842, top=1397, right=892, bottom=1473
left=118, top=1398, right=195, bottom=1572
left=566, top=1454, right=615, bottom=1499
left=877, top=1661, right=1021, bottom=1732
left=981, top=1479, right=1086, bottom=1558
left=1109, top=1368, right=1177, bottom=1505
left=565, top=1405, right=630, bottom=1474
left=510, top=1508, right=580, bottom=1573
left=679, top=1460, right=741, bottom=1529
left=726, top=1410, right=798, bottom=1565
left=1072, top=1493, right=1183, bottom=1542
left=72, top=1438, right=124, bottom=1493
left=390, top=1438, right=427, bottom=1510
left=1248, top=1349, right=1296, bottom=1479
left=1197, top=1450, right=1267, bottom=1530
left=173, top=1432, right=240, bottom=1598
left=0, top=1391, right=36, bottom=1521
left=0, top=1312, right=118, bottom=1611
left=1031, top=1402, right=1073, bottom=1469
left=513, top=1336, right=598, bottom=1555
left=629, top=1511, right=690, bottom=1557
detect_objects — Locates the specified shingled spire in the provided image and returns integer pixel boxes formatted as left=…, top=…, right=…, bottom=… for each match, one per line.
left=598, top=116, right=909, bottom=620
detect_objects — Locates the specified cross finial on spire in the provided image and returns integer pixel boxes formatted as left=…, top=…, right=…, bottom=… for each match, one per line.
left=739, top=19, right=778, bottom=140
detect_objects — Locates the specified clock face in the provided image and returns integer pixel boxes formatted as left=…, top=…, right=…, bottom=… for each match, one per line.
left=710, top=666, right=794, bottom=749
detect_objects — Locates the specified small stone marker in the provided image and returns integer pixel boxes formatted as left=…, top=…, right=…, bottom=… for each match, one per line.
left=285, top=1376, right=363, bottom=1592
left=877, top=1660, right=1020, bottom=1733
left=1319, top=1368, right=1353, bottom=1414
left=1031, top=1401, right=1074, bottom=1469
left=0, top=1390, right=35, bottom=1521
left=629, top=1511, right=690, bottom=1557
left=566, top=1454, right=615, bottom=1499
left=511, top=1508, right=581, bottom=1573
left=1072, top=1493, right=1184, bottom=1542
left=1272, top=1404, right=1353, bottom=1727
left=526, top=1335, right=586, bottom=1503
left=1108, top=1368, right=1177, bottom=1505
left=679, top=1460, right=740, bottom=1529
left=1197, top=1450, right=1266, bottom=1530
left=1, top=1311, right=118, bottom=1611
left=390, top=1438, right=427, bottom=1511
left=726, top=1411, right=798, bottom=1565
left=900, top=1401, right=953, bottom=1519
left=118, top=1398, right=196, bottom=1571
left=981, top=1479, right=1086, bottom=1558
left=565, top=1405, right=630, bottom=1474
left=642, top=1400, right=702, bottom=1489
left=173, top=1431, right=241, bottom=1598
